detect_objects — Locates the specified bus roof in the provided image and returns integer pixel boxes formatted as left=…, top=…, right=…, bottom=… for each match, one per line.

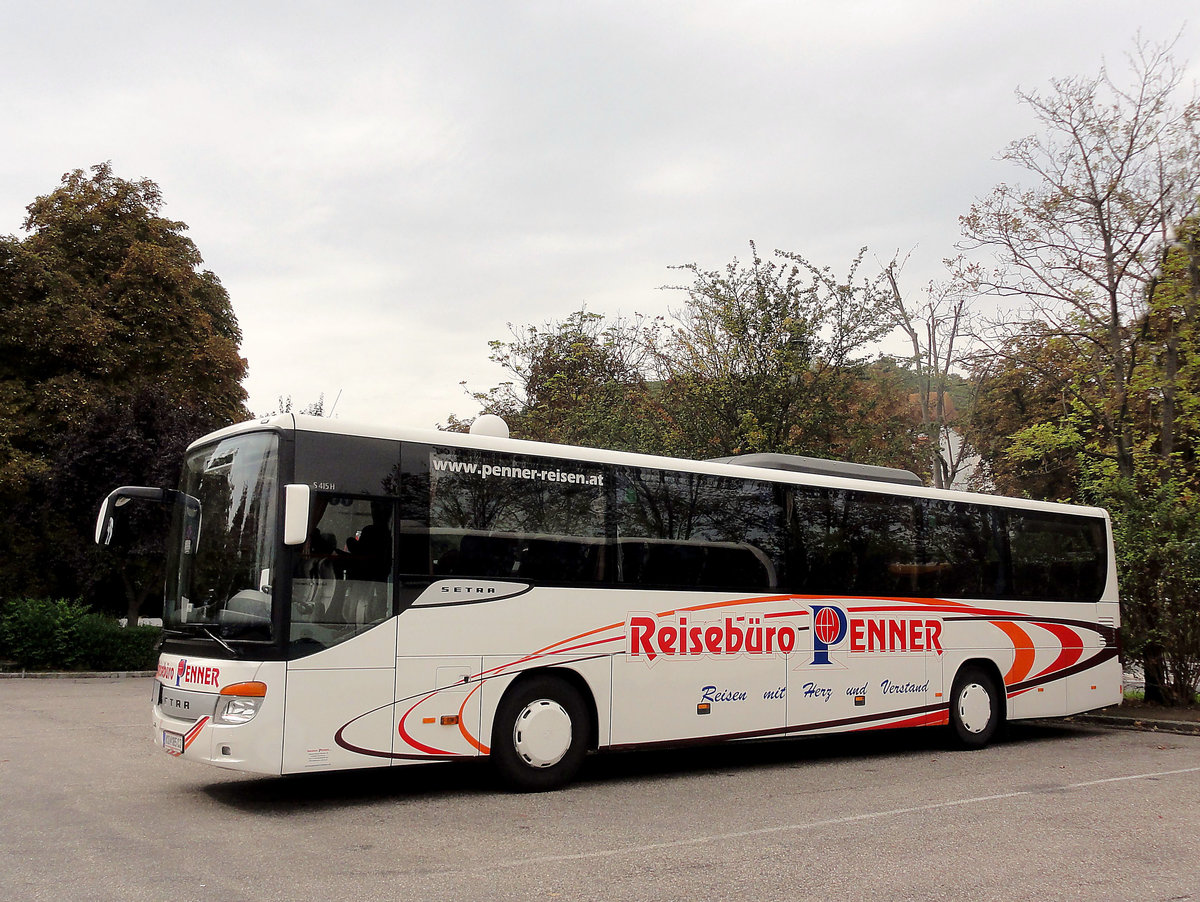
left=709, top=452, right=924, bottom=487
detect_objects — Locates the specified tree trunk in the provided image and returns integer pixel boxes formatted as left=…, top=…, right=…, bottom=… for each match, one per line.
left=121, top=571, right=141, bottom=627
left=1142, top=647, right=1170, bottom=705
left=121, top=562, right=162, bottom=627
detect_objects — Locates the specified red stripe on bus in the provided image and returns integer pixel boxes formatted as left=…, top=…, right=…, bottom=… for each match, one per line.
left=1032, top=622, right=1085, bottom=678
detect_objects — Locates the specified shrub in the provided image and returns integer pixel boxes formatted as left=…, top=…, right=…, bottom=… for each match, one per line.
left=0, top=598, right=89, bottom=669
left=0, top=598, right=159, bottom=671
left=74, top=616, right=160, bottom=670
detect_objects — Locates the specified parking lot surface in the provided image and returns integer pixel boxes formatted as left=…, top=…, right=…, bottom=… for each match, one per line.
left=2, top=677, right=1198, bottom=901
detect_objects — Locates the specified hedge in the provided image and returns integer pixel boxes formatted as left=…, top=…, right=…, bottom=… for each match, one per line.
left=0, top=598, right=160, bottom=671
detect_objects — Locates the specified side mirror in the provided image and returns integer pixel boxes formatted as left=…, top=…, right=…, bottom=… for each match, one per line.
left=95, top=486, right=167, bottom=545
left=94, top=486, right=201, bottom=546
left=283, top=484, right=311, bottom=546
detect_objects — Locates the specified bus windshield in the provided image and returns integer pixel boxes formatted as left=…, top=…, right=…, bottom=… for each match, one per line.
left=164, top=432, right=279, bottom=643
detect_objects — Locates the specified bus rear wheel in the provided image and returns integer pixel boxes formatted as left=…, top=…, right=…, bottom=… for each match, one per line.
left=949, top=665, right=1002, bottom=748
left=491, top=675, right=588, bottom=792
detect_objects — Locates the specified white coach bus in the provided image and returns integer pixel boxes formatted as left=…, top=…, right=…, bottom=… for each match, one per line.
left=96, top=414, right=1121, bottom=791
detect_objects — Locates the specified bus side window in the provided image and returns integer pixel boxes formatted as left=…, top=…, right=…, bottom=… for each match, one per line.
left=291, top=495, right=394, bottom=649
left=841, top=492, right=917, bottom=597
left=615, top=468, right=782, bottom=590
left=919, top=500, right=1004, bottom=599
left=787, top=486, right=840, bottom=595
left=426, top=447, right=606, bottom=585
left=789, top=488, right=921, bottom=597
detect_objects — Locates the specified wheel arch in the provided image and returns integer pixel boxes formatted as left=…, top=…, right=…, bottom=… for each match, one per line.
left=494, top=666, right=600, bottom=752
left=952, top=657, right=1009, bottom=722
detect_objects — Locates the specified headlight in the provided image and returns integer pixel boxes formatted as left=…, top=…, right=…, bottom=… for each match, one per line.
left=216, top=696, right=263, bottom=725
left=215, top=681, right=267, bottom=725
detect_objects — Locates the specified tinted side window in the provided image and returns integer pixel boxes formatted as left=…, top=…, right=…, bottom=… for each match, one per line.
left=1009, top=511, right=1107, bottom=601
left=788, top=487, right=918, bottom=597
left=919, top=500, right=1006, bottom=599
left=615, top=467, right=782, bottom=590
left=846, top=490, right=918, bottom=596
left=787, top=486, right=845, bottom=595
left=427, top=448, right=606, bottom=584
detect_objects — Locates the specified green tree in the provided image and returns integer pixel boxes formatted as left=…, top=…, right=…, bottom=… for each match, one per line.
left=959, top=40, right=1200, bottom=703
left=1138, top=215, right=1200, bottom=465
left=453, top=308, right=664, bottom=452
left=965, top=325, right=1085, bottom=499
left=1110, top=216, right=1200, bottom=703
left=47, top=387, right=224, bottom=623
left=0, top=163, right=249, bottom=618
left=265, top=394, right=330, bottom=417
left=457, top=246, right=924, bottom=476
left=973, top=220, right=1200, bottom=702
left=1086, top=470, right=1200, bottom=706
left=653, top=244, right=918, bottom=466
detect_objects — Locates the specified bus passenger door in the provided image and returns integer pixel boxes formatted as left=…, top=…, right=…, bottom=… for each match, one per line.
left=283, top=492, right=400, bottom=773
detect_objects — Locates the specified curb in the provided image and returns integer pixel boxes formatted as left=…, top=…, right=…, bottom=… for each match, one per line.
left=1066, top=713, right=1200, bottom=737
left=0, top=670, right=154, bottom=680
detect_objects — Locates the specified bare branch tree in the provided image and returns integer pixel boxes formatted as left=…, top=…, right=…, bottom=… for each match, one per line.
left=885, top=254, right=975, bottom=488
left=960, top=36, right=1200, bottom=477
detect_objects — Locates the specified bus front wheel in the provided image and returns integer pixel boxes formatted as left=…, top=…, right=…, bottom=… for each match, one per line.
left=949, top=665, right=1002, bottom=748
left=491, top=675, right=588, bottom=792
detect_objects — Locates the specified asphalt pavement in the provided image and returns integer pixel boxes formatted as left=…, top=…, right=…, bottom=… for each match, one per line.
left=3, top=676, right=1200, bottom=901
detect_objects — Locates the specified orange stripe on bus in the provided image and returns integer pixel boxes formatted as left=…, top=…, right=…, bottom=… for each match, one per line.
left=458, top=683, right=488, bottom=755
left=991, top=620, right=1035, bottom=684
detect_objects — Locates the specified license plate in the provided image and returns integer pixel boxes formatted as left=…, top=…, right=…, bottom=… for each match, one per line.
left=162, top=730, right=185, bottom=755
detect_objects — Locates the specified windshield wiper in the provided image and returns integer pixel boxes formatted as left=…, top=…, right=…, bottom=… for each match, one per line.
left=201, top=627, right=241, bottom=658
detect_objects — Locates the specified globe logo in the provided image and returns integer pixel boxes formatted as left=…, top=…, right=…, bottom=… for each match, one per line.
left=811, top=605, right=848, bottom=665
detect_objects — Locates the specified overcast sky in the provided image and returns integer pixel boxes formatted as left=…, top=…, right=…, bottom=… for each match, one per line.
left=2, top=2, right=1196, bottom=429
